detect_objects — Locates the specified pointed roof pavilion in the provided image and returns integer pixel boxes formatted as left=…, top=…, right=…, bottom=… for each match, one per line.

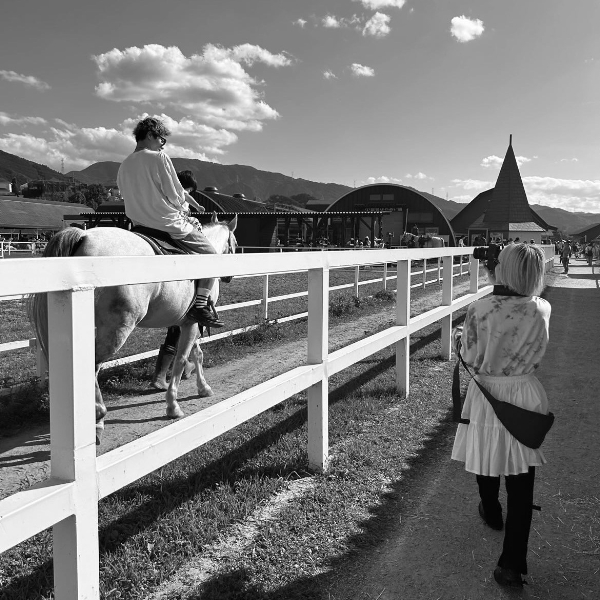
left=475, top=135, right=543, bottom=232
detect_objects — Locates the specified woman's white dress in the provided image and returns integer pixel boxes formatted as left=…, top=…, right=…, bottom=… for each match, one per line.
left=451, top=293, right=551, bottom=476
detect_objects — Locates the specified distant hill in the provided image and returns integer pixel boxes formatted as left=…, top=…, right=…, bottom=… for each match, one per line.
left=67, top=158, right=352, bottom=206
left=0, top=149, right=71, bottom=186
left=1, top=148, right=598, bottom=234
left=530, top=205, right=600, bottom=235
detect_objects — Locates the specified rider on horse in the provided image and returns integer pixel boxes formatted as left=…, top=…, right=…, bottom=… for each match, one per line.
left=117, top=117, right=224, bottom=329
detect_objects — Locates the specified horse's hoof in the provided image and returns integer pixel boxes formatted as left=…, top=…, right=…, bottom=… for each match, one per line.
left=198, top=387, right=214, bottom=398
left=166, top=405, right=184, bottom=419
left=151, top=379, right=169, bottom=391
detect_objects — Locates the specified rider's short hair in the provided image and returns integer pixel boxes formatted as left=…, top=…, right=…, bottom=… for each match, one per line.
left=132, top=117, right=171, bottom=142
left=495, top=243, right=545, bottom=297
left=177, top=170, right=197, bottom=192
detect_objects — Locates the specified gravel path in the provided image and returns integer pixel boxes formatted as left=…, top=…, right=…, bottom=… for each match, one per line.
left=328, top=257, right=600, bottom=599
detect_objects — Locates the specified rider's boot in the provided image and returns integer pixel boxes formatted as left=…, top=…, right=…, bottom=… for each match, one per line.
left=187, top=289, right=224, bottom=328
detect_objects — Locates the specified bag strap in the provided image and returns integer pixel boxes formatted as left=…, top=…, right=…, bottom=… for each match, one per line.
left=457, top=353, right=503, bottom=411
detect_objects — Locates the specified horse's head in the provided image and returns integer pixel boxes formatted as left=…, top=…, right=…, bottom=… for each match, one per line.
left=206, top=212, right=237, bottom=282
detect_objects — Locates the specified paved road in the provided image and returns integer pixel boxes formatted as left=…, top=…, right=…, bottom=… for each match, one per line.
left=330, top=256, right=600, bottom=600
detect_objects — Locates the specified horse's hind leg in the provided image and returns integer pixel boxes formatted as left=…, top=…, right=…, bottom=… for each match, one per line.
left=165, top=323, right=199, bottom=418
left=95, top=369, right=107, bottom=445
left=192, top=336, right=213, bottom=398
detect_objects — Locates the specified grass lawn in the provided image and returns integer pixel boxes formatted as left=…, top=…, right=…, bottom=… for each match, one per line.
left=0, top=265, right=482, bottom=599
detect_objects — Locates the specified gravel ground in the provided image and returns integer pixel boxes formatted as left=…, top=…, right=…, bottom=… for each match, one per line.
left=326, top=257, right=600, bottom=600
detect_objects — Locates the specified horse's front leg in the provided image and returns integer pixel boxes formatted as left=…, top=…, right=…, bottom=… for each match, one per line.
left=95, top=371, right=107, bottom=445
left=192, top=337, right=213, bottom=398
left=165, top=323, right=198, bottom=418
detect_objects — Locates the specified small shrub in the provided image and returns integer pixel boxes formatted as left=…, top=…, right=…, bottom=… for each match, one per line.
left=373, top=289, right=395, bottom=302
left=329, top=296, right=353, bottom=317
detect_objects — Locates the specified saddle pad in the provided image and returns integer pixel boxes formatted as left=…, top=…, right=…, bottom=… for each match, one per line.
left=130, top=226, right=187, bottom=255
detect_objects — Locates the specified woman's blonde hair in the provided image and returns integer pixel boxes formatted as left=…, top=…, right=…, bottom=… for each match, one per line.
left=495, top=243, right=545, bottom=296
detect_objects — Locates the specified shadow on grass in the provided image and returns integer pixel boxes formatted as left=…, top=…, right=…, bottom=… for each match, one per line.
left=0, top=314, right=466, bottom=600
left=185, top=417, right=457, bottom=600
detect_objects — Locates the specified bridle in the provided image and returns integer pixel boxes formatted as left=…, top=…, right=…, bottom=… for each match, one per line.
left=220, top=229, right=236, bottom=283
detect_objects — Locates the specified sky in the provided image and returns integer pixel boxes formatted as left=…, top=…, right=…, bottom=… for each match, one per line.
left=1, top=0, right=599, bottom=213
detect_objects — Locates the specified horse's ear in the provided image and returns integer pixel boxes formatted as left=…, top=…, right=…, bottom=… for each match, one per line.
left=228, top=214, right=238, bottom=232
left=211, top=212, right=218, bottom=224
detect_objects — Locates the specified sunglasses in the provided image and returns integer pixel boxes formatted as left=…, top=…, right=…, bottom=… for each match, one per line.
left=155, top=134, right=167, bottom=145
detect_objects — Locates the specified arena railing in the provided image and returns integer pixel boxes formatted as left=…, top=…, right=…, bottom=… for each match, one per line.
left=0, top=244, right=554, bottom=599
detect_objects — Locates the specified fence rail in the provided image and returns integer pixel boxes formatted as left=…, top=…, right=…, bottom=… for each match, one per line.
left=0, top=257, right=467, bottom=376
left=0, top=245, right=555, bottom=599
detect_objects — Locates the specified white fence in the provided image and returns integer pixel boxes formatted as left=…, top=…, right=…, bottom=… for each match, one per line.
left=0, top=240, right=46, bottom=258
left=0, top=255, right=469, bottom=378
left=0, top=245, right=555, bottom=599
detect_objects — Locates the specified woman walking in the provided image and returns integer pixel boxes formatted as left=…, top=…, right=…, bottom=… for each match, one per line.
left=451, top=243, right=551, bottom=588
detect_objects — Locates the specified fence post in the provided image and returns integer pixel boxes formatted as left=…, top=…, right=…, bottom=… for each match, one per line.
left=307, top=267, right=329, bottom=472
left=354, top=266, right=359, bottom=297
left=261, top=274, right=269, bottom=320
left=383, top=262, right=388, bottom=290
left=422, top=259, right=427, bottom=289
left=469, top=254, right=479, bottom=293
left=47, top=288, right=99, bottom=600
left=441, top=256, right=454, bottom=360
left=437, top=258, right=441, bottom=283
left=396, top=260, right=410, bottom=396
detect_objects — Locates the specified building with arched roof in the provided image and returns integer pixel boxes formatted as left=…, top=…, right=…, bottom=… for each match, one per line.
left=323, top=183, right=457, bottom=247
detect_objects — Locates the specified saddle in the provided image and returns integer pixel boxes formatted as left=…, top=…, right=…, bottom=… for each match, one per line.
left=130, top=225, right=188, bottom=256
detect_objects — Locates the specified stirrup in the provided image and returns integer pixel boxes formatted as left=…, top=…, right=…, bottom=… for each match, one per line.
left=207, top=296, right=220, bottom=320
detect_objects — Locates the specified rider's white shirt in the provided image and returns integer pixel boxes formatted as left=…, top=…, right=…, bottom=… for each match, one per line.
left=117, top=149, right=194, bottom=239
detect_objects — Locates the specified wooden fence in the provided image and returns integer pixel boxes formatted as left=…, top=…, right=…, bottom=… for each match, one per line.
left=0, top=245, right=555, bottom=599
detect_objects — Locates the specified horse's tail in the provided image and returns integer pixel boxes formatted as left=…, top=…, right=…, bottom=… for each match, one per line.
left=26, top=228, right=87, bottom=361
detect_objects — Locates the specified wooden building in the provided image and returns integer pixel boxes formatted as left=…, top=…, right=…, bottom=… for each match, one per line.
left=450, top=137, right=555, bottom=244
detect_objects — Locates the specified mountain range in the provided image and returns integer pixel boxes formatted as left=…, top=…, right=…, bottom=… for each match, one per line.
left=0, top=149, right=598, bottom=234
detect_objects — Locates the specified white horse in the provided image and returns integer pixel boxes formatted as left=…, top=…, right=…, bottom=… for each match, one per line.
left=400, top=232, right=445, bottom=248
left=29, top=213, right=237, bottom=443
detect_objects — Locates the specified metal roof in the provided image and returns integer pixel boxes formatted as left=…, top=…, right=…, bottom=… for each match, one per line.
left=0, top=198, right=93, bottom=229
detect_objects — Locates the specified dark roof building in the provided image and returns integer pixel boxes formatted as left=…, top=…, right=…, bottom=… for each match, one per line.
left=450, top=137, right=555, bottom=244
left=0, top=197, right=94, bottom=235
left=569, top=222, right=600, bottom=242
left=323, top=183, right=457, bottom=246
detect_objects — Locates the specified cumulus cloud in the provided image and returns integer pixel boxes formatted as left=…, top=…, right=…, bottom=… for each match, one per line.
left=354, top=0, right=406, bottom=9
left=0, top=113, right=236, bottom=171
left=363, top=13, right=391, bottom=38
left=451, top=179, right=493, bottom=191
left=364, top=175, right=403, bottom=185
left=294, top=18, right=307, bottom=28
left=350, top=63, right=375, bottom=77
left=523, top=176, right=600, bottom=213
left=450, top=16, right=485, bottom=43
left=560, top=157, right=579, bottom=162
left=0, top=70, right=51, bottom=91
left=0, top=112, right=47, bottom=126
left=481, top=155, right=532, bottom=169
left=405, top=172, right=430, bottom=180
left=323, top=70, right=337, bottom=80
left=322, top=15, right=342, bottom=28
left=451, top=176, right=600, bottom=213
left=93, top=43, right=292, bottom=131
